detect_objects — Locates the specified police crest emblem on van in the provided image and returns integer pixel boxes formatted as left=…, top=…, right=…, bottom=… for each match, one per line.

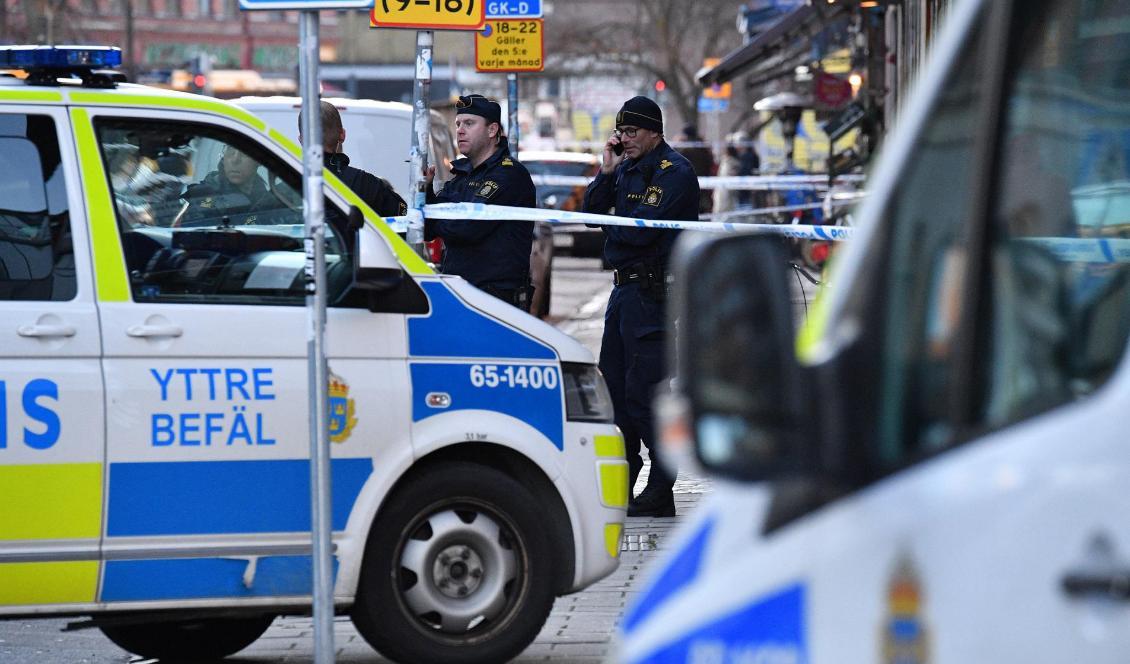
left=328, top=373, right=357, bottom=443
left=881, top=553, right=929, bottom=664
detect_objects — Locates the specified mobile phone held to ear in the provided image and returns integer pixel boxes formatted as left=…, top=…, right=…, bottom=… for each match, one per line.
left=612, top=141, right=624, bottom=156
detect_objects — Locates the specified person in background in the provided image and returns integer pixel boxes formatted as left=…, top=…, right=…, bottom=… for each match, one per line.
left=676, top=123, right=716, bottom=215
left=736, top=131, right=761, bottom=209
left=713, top=131, right=744, bottom=214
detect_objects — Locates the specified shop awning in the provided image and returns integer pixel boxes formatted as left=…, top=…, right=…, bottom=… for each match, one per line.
left=697, top=3, right=848, bottom=86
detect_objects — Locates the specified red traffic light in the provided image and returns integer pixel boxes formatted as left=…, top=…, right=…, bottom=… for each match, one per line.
left=193, top=74, right=206, bottom=89
left=654, top=79, right=666, bottom=92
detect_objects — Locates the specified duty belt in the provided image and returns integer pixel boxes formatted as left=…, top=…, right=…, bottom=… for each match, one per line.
left=613, top=263, right=663, bottom=287
left=482, top=283, right=533, bottom=312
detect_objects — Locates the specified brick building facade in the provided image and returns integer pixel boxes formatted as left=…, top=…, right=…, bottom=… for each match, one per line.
left=5, top=0, right=342, bottom=73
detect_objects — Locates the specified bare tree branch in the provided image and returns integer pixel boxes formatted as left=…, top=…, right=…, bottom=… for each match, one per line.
left=549, top=0, right=747, bottom=128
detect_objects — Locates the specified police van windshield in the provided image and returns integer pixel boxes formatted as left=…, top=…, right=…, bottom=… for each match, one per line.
left=95, top=119, right=349, bottom=306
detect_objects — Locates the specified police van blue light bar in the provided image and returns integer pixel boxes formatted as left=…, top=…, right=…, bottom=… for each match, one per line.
left=0, top=45, right=122, bottom=70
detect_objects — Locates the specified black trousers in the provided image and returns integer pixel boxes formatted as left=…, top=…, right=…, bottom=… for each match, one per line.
left=598, top=281, right=675, bottom=494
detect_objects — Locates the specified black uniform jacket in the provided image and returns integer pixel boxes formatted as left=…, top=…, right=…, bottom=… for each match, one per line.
left=425, top=144, right=535, bottom=290
left=582, top=140, right=700, bottom=270
left=326, top=152, right=407, bottom=219
left=178, top=171, right=290, bottom=227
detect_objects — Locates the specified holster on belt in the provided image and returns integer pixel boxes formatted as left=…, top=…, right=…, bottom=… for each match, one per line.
left=613, top=262, right=670, bottom=299
left=483, top=283, right=534, bottom=312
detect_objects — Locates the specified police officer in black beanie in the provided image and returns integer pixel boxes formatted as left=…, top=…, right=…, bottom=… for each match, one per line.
left=423, top=94, right=537, bottom=311
left=583, top=95, right=700, bottom=517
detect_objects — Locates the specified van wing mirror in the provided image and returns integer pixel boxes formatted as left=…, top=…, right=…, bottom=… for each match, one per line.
left=351, top=205, right=404, bottom=292
left=670, top=233, right=809, bottom=482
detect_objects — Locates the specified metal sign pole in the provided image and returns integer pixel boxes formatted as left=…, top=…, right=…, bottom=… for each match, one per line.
left=298, top=10, right=334, bottom=664
left=407, top=29, right=433, bottom=255
left=507, top=72, right=518, bottom=155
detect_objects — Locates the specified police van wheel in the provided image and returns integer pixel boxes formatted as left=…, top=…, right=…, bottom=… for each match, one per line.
left=352, top=462, right=555, bottom=664
left=100, top=615, right=274, bottom=661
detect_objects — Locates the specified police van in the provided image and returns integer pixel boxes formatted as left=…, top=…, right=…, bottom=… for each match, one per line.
left=621, top=0, right=1130, bottom=661
left=0, top=46, right=627, bottom=664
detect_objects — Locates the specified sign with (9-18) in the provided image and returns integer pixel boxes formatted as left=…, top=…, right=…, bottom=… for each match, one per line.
left=370, top=0, right=486, bottom=30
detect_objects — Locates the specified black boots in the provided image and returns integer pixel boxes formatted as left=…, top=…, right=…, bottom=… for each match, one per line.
left=627, top=483, right=675, bottom=517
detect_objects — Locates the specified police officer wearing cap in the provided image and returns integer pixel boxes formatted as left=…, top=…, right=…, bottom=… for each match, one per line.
left=423, top=94, right=537, bottom=311
left=583, top=96, right=700, bottom=517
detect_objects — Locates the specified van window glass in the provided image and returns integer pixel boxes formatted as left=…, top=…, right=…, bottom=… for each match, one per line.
left=873, top=12, right=985, bottom=467
left=0, top=114, right=75, bottom=301
left=94, top=119, right=351, bottom=306
left=980, top=0, right=1130, bottom=425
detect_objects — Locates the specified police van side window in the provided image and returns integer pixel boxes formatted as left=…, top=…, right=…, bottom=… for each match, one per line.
left=94, top=119, right=350, bottom=306
left=872, top=14, right=986, bottom=468
left=0, top=114, right=75, bottom=301
left=979, top=0, right=1130, bottom=426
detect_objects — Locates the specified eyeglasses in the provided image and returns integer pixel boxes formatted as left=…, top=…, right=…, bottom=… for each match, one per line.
left=614, top=127, right=640, bottom=139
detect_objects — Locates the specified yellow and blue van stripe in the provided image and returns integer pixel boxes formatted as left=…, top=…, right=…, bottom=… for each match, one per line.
left=0, top=463, right=103, bottom=606
left=105, top=458, right=372, bottom=536
left=102, top=556, right=334, bottom=602
left=407, top=281, right=564, bottom=449
left=97, top=458, right=371, bottom=601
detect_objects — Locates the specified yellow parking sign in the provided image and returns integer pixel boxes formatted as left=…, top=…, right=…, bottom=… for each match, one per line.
left=370, top=0, right=486, bottom=30
left=701, top=58, right=732, bottom=100
left=475, top=19, right=544, bottom=72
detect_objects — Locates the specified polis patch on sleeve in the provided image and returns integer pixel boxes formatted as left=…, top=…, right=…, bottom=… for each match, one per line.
left=644, top=185, right=663, bottom=206
left=478, top=180, right=500, bottom=199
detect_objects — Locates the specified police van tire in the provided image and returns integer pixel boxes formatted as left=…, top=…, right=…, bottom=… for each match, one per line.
left=352, top=462, right=555, bottom=664
left=99, top=615, right=275, bottom=660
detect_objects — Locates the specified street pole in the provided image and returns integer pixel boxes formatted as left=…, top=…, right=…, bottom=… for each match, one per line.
left=298, top=11, right=334, bottom=664
left=124, top=0, right=135, bottom=81
left=407, top=29, right=433, bottom=256
left=507, top=72, right=519, bottom=155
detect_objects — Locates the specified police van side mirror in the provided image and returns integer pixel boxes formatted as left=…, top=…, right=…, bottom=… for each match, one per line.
left=670, top=233, right=811, bottom=482
left=352, top=205, right=404, bottom=292
left=349, top=206, right=429, bottom=315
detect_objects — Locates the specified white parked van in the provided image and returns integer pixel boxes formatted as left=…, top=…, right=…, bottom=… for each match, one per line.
left=230, top=95, right=458, bottom=199
left=0, top=48, right=627, bottom=664
left=620, top=0, right=1130, bottom=662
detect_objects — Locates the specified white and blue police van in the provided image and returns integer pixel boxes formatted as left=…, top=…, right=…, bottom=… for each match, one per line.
left=0, top=45, right=627, bottom=663
left=620, top=0, right=1130, bottom=661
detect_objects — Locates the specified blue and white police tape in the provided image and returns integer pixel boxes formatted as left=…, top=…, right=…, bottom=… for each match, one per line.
left=529, top=173, right=865, bottom=191
left=1025, top=236, right=1130, bottom=263
left=384, top=202, right=856, bottom=242
left=383, top=206, right=1130, bottom=262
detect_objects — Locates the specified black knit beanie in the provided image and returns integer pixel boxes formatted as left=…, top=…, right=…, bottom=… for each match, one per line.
left=616, top=96, right=663, bottom=133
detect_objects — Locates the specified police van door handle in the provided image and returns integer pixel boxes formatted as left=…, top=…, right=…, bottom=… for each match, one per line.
left=1061, top=569, right=1130, bottom=601
left=17, top=323, right=77, bottom=338
left=127, top=323, right=184, bottom=338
